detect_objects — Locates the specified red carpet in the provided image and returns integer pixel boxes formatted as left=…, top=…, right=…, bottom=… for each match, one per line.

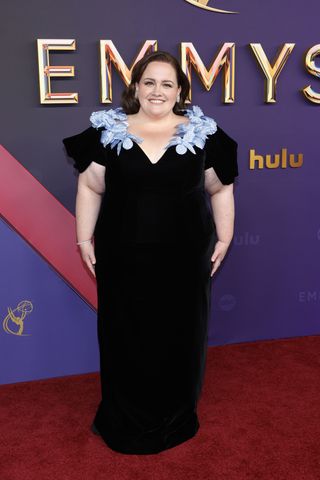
left=1, top=335, right=320, bottom=480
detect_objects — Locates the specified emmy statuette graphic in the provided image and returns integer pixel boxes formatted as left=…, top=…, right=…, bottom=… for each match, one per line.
left=184, top=0, right=239, bottom=14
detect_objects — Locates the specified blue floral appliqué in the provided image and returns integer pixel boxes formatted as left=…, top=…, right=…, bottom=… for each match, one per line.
left=90, top=107, right=143, bottom=156
left=167, top=105, right=217, bottom=155
left=89, top=105, right=217, bottom=156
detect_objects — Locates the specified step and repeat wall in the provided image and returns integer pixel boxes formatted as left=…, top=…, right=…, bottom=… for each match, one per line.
left=1, top=0, right=319, bottom=384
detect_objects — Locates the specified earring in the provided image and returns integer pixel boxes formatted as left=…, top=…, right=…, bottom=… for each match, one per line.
left=176, top=93, right=180, bottom=103
left=134, top=89, right=139, bottom=99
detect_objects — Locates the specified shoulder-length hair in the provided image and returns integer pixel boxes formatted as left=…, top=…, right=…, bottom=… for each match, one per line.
left=121, top=51, right=190, bottom=115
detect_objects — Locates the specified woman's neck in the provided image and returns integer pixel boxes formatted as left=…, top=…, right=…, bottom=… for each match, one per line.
left=131, top=108, right=179, bottom=125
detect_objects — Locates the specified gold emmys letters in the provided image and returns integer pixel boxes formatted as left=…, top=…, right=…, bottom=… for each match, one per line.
left=36, top=40, right=320, bottom=105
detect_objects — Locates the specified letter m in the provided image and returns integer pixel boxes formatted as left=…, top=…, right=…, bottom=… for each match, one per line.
left=100, top=40, right=158, bottom=103
left=180, top=42, right=235, bottom=103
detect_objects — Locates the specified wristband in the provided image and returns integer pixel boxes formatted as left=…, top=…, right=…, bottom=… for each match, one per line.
left=76, top=239, right=92, bottom=246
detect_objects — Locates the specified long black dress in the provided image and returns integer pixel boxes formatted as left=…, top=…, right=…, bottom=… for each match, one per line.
left=63, top=106, right=238, bottom=455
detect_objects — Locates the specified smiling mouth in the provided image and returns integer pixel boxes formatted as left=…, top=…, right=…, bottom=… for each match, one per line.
left=148, top=99, right=165, bottom=104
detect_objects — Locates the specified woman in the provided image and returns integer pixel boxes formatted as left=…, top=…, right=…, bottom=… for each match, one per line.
left=63, top=50, right=238, bottom=455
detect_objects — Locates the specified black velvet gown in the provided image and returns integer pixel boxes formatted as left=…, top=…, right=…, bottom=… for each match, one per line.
left=63, top=110, right=238, bottom=455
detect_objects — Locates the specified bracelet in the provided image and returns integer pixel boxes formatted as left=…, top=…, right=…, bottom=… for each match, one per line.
left=76, top=238, right=92, bottom=246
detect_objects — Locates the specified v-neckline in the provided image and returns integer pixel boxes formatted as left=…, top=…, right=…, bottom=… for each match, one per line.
left=133, top=141, right=170, bottom=167
left=125, top=113, right=190, bottom=166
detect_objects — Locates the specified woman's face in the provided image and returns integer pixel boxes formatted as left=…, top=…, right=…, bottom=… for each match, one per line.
left=135, top=61, right=181, bottom=118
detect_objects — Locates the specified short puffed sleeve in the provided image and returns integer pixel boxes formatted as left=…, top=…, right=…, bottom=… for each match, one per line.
left=62, top=126, right=107, bottom=173
left=204, top=126, right=239, bottom=184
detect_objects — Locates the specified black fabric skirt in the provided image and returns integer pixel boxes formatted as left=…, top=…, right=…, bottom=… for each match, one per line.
left=93, top=234, right=216, bottom=454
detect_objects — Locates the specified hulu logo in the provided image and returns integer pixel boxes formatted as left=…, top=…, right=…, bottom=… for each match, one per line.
left=250, top=148, right=303, bottom=169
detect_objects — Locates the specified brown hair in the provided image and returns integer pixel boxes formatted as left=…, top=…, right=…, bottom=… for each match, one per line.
left=121, top=51, right=190, bottom=115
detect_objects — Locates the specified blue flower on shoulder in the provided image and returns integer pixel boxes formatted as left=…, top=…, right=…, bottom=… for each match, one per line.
left=167, top=105, right=217, bottom=155
left=90, top=107, right=142, bottom=156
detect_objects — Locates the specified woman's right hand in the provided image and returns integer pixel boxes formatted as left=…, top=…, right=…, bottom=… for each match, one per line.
left=78, top=241, right=96, bottom=277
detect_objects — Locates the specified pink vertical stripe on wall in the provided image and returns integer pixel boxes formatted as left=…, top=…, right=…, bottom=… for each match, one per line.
left=0, top=144, right=97, bottom=309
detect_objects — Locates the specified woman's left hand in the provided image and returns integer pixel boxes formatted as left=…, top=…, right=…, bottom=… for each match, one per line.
left=210, top=240, right=230, bottom=276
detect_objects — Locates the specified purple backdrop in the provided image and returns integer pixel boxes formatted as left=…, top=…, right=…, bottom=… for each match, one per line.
left=1, top=0, right=319, bottom=384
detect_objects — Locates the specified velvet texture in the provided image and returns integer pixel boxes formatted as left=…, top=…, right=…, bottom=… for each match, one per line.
left=62, top=114, right=238, bottom=454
